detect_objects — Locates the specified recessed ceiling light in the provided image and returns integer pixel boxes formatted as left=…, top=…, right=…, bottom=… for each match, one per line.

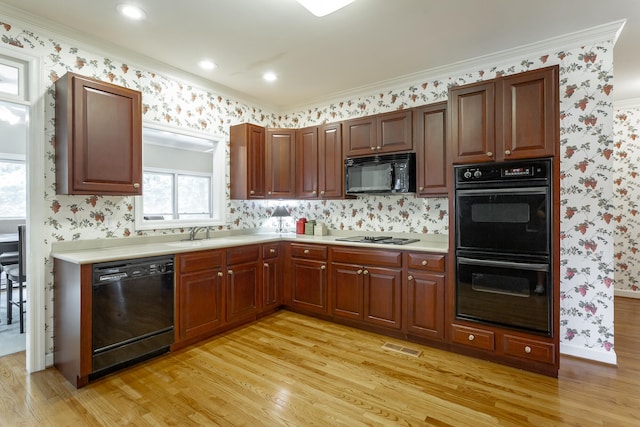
left=295, top=0, right=356, bottom=17
left=263, top=72, right=277, bottom=82
left=199, top=60, right=217, bottom=70
left=117, top=4, right=147, bottom=20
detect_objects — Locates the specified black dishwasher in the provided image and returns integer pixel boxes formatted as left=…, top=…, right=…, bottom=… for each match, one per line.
left=91, top=255, right=175, bottom=379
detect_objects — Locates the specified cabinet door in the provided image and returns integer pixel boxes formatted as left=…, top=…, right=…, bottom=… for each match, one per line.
left=55, top=72, right=142, bottom=195
left=449, top=81, right=496, bottom=164
left=296, top=126, right=319, bottom=199
left=289, top=259, right=327, bottom=314
left=343, top=116, right=376, bottom=157
left=226, top=261, right=260, bottom=323
left=499, top=67, right=558, bottom=160
left=318, top=123, right=343, bottom=199
left=331, top=263, right=364, bottom=321
left=377, top=110, right=413, bottom=154
left=414, top=102, right=448, bottom=196
left=266, top=128, right=296, bottom=198
left=364, top=266, right=402, bottom=329
left=230, top=123, right=265, bottom=199
left=178, top=268, right=224, bottom=341
left=263, top=255, right=283, bottom=311
left=405, top=271, right=444, bottom=341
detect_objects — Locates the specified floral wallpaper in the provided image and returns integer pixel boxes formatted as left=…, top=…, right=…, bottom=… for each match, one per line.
left=0, top=16, right=617, bottom=364
left=613, top=104, right=640, bottom=296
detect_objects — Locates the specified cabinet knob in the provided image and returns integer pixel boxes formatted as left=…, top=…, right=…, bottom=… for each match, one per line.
left=357, top=269, right=363, bottom=275
left=250, top=190, right=255, bottom=195
left=419, top=186, right=424, bottom=191
left=486, top=151, right=493, bottom=157
left=407, top=275, right=413, bottom=281
left=228, top=270, right=233, bottom=275
left=320, top=190, right=325, bottom=195
left=363, top=269, right=369, bottom=275
left=312, top=190, right=317, bottom=195
left=270, top=248, right=276, bottom=254
left=505, top=149, right=511, bottom=156
left=468, top=334, right=475, bottom=341
left=376, top=146, right=381, bottom=150
left=524, top=346, right=532, bottom=354
left=320, top=265, right=326, bottom=270
left=217, top=272, right=223, bottom=277
left=421, top=260, right=428, bottom=266
left=264, top=263, right=269, bottom=268
left=133, top=183, right=140, bottom=189
left=370, top=146, right=376, bottom=150
left=304, top=249, right=310, bottom=254
left=268, top=191, right=272, bottom=195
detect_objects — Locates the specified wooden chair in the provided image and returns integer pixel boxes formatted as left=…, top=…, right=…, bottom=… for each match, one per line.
left=5, top=225, right=26, bottom=333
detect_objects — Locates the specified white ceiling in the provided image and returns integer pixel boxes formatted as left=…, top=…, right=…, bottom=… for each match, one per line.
left=0, top=0, right=638, bottom=111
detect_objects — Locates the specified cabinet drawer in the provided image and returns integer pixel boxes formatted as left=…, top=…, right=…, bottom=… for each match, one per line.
left=227, top=245, right=260, bottom=265
left=451, top=324, right=495, bottom=351
left=263, top=243, right=281, bottom=259
left=178, top=250, right=224, bottom=273
left=406, top=253, right=445, bottom=272
left=503, top=335, right=556, bottom=364
left=332, top=247, right=402, bottom=267
left=291, top=243, right=327, bottom=260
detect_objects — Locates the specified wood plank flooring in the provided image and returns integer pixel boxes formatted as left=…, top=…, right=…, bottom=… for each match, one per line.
left=1, top=297, right=639, bottom=426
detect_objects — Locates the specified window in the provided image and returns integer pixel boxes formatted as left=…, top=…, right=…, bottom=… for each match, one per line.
left=134, top=124, right=226, bottom=230
left=0, top=55, right=27, bottom=101
left=0, top=157, right=26, bottom=219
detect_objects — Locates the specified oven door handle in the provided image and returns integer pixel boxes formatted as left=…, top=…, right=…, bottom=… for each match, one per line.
left=457, top=257, right=549, bottom=272
left=455, top=187, right=548, bottom=196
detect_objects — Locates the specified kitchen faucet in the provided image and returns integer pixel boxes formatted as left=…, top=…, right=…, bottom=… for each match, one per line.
left=189, top=226, right=210, bottom=241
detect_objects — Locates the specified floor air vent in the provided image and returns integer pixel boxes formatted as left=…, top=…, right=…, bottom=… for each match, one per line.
left=381, top=342, right=422, bottom=357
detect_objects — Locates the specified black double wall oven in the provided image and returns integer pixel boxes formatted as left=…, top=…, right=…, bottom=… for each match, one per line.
left=454, top=158, right=553, bottom=336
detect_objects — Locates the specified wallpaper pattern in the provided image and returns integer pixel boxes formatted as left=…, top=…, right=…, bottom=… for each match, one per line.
left=613, top=106, right=640, bottom=294
left=0, top=18, right=616, bottom=362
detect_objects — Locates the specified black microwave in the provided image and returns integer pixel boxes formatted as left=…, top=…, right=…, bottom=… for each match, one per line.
left=344, top=152, right=416, bottom=195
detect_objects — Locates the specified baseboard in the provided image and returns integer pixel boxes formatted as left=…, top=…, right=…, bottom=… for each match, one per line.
left=560, top=343, right=617, bottom=365
left=614, top=289, right=640, bottom=299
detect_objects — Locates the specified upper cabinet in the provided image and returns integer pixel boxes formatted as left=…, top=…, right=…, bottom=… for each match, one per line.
left=265, top=128, right=296, bottom=198
left=449, top=65, right=558, bottom=164
left=343, top=110, right=413, bottom=157
left=55, top=72, right=142, bottom=195
left=230, top=123, right=266, bottom=199
left=414, top=102, right=448, bottom=196
left=296, top=123, right=343, bottom=199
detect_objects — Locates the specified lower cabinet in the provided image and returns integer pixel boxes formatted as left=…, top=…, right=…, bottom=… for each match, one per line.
left=330, top=247, right=402, bottom=330
left=226, top=245, right=261, bottom=323
left=405, top=252, right=446, bottom=341
left=287, top=243, right=328, bottom=314
left=176, top=250, right=225, bottom=344
left=262, top=242, right=283, bottom=312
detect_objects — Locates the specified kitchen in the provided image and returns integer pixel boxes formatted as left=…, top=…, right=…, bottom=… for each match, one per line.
left=0, top=0, right=638, bottom=424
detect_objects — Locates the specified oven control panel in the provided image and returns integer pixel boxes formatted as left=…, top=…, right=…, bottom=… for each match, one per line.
left=455, top=159, right=550, bottom=185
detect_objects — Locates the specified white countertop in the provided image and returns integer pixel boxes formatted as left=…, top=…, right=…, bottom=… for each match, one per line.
left=51, top=231, right=448, bottom=264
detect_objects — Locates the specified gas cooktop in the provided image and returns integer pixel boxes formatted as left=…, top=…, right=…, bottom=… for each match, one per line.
left=335, top=236, right=420, bottom=245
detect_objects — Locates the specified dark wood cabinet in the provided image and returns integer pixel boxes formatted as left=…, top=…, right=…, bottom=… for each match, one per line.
left=287, top=243, right=328, bottom=314
left=262, top=242, right=283, bottom=312
left=343, top=110, right=412, bottom=157
left=405, top=252, right=446, bottom=341
left=176, top=250, right=225, bottom=343
left=266, top=128, right=296, bottom=198
left=297, top=123, right=343, bottom=199
left=226, top=245, right=261, bottom=323
left=414, top=102, right=448, bottom=196
left=230, top=123, right=266, bottom=199
left=449, top=65, right=558, bottom=164
left=331, top=247, right=402, bottom=330
left=55, top=72, right=142, bottom=195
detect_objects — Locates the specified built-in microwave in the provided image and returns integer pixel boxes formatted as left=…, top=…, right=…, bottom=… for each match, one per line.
left=344, top=152, right=416, bottom=195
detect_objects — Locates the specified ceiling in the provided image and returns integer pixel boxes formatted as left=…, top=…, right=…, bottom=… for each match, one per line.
left=0, top=0, right=638, bottom=111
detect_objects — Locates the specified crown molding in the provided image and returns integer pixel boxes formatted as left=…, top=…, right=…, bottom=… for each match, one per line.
left=289, top=20, right=626, bottom=114
left=0, top=3, right=277, bottom=113
left=615, top=98, right=640, bottom=110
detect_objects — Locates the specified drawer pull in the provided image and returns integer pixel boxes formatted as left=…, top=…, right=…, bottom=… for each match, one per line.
left=407, top=275, right=413, bottom=281
left=421, top=260, right=428, bottom=266
left=468, top=334, right=475, bottom=341
left=304, top=249, right=310, bottom=254
left=524, top=346, right=532, bottom=354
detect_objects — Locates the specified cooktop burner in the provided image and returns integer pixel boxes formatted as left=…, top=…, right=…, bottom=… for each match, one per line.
left=335, top=236, right=420, bottom=245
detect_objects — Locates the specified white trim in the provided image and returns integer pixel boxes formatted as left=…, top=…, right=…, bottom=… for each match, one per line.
left=614, top=98, right=640, bottom=110
left=560, top=343, right=617, bottom=365
left=614, top=289, right=640, bottom=299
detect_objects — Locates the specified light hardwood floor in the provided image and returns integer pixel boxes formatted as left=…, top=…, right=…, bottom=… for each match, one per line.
left=1, top=297, right=639, bottom=426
